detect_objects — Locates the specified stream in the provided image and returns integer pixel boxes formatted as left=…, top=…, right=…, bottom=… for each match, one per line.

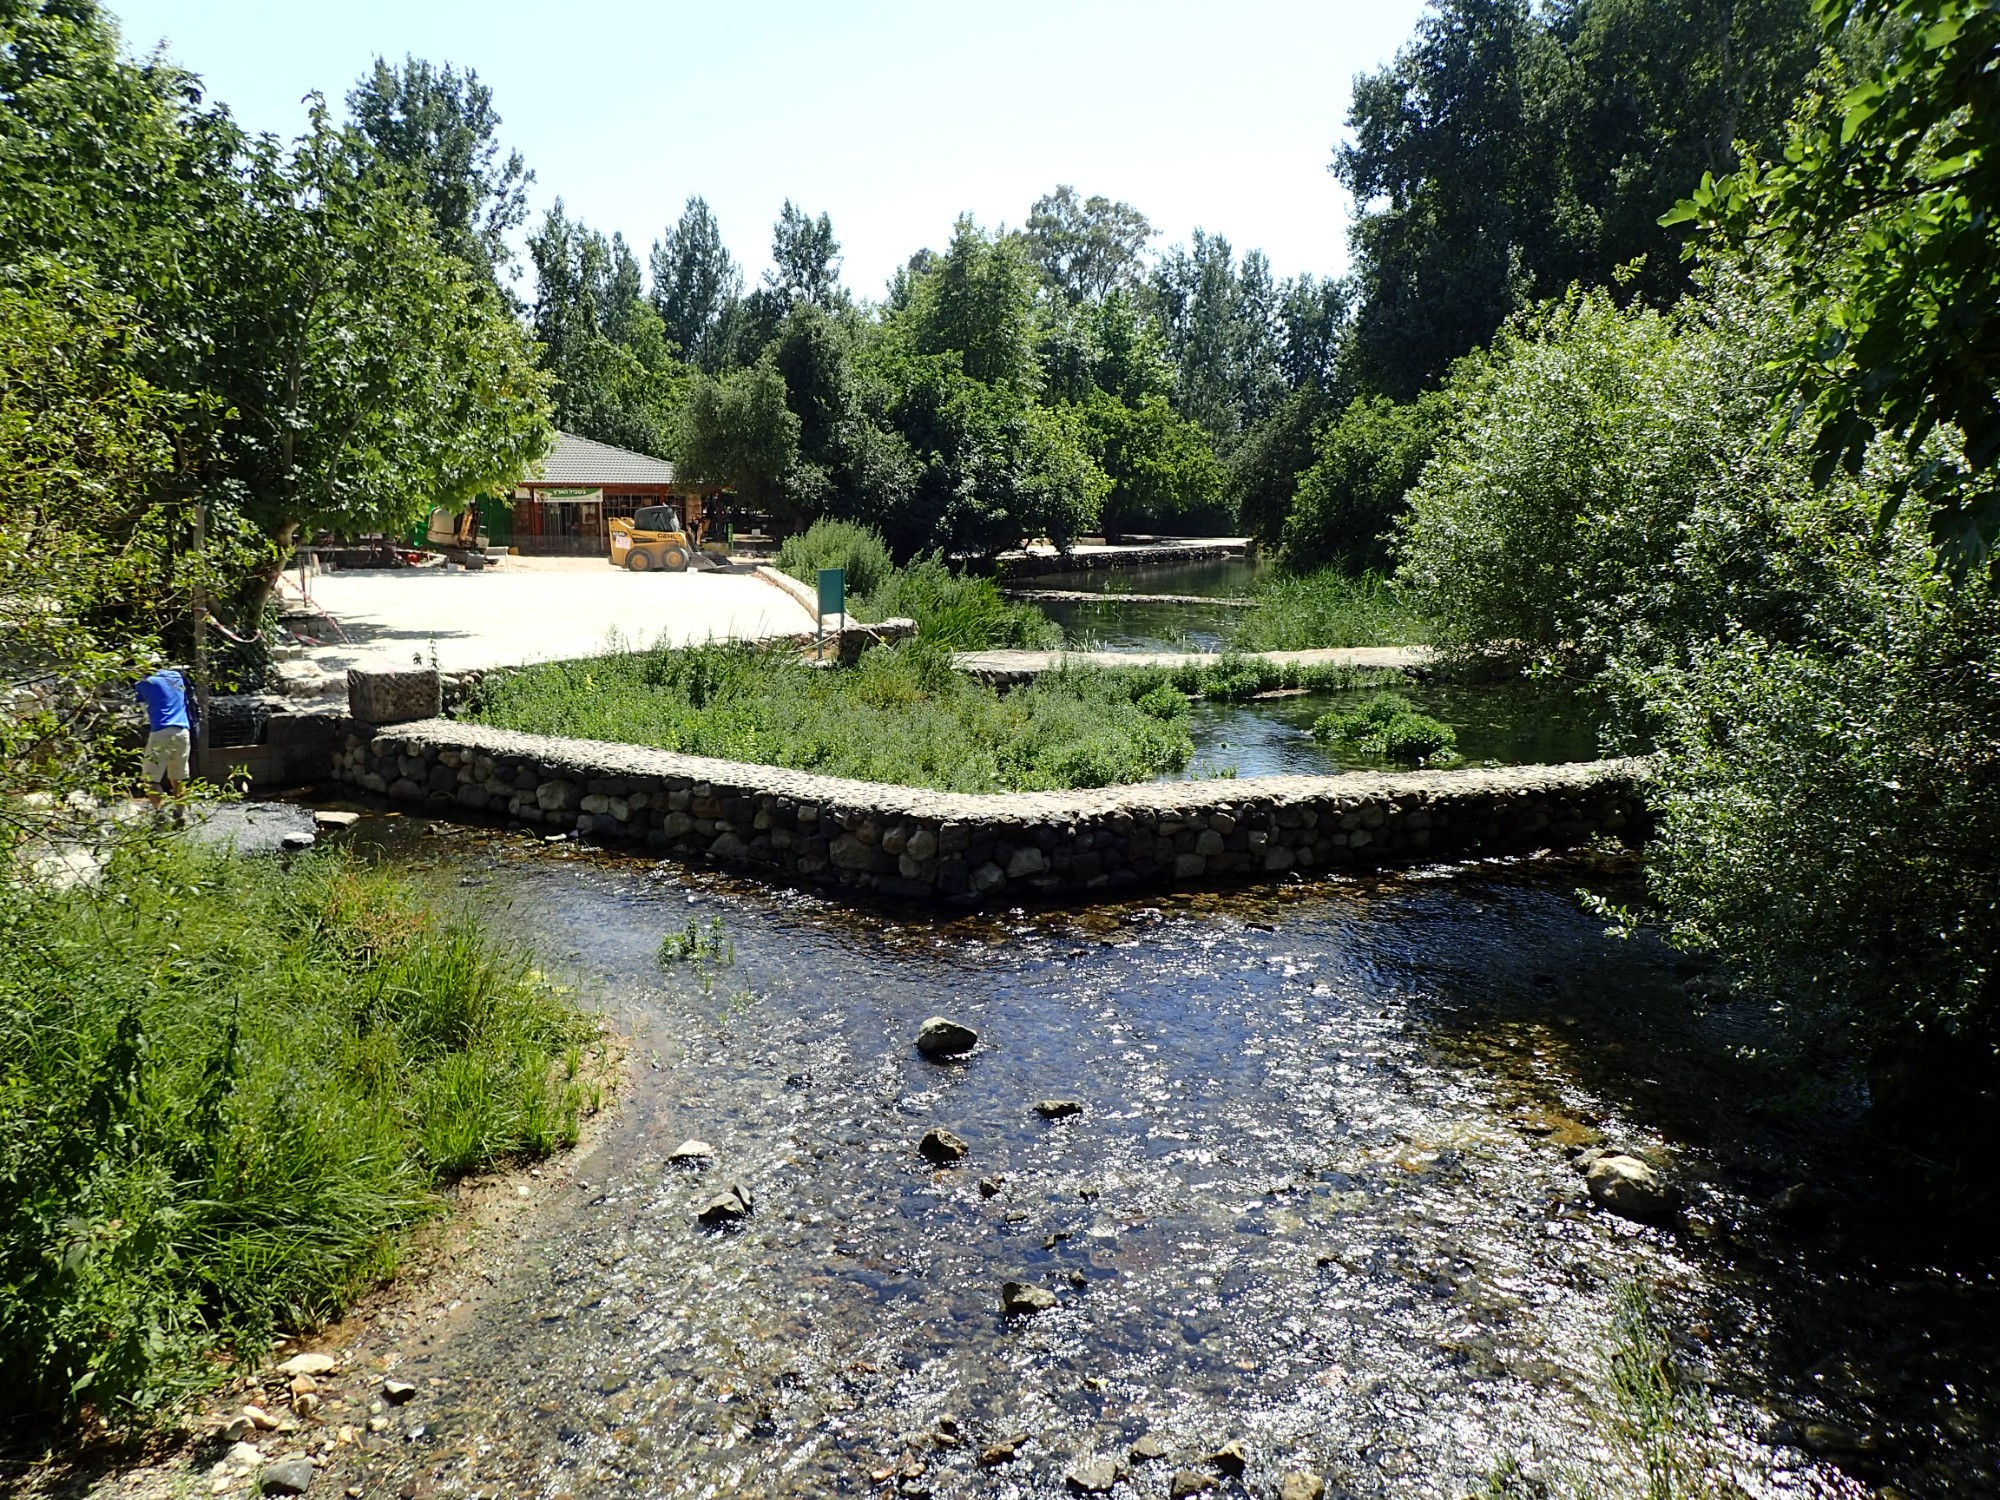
left=1029, top=559, right=1605, bottom=779
left=318, top=817, right=2000, bottom=1500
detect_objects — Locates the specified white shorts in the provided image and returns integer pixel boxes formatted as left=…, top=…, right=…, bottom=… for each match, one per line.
left=142, top=727, right=190, bottom=784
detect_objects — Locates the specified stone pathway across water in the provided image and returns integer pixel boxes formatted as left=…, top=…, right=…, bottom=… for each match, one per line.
left=951, top=646, right=1429, bottom=685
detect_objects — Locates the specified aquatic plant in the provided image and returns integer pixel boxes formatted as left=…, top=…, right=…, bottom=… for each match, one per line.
left=659, top=915, right=734, bottom=968
left=1228, top=568, right=1431, bottom=651
left=1311, top=691, right=1460, bottom=764
left=469, top=641, right=1192, bottom=792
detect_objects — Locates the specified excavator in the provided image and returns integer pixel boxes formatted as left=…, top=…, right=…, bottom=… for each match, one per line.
left=424, top=504, right=492, bottom=568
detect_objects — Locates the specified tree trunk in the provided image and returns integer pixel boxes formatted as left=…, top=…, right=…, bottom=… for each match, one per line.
left=231, top=519, right=299, bottom=636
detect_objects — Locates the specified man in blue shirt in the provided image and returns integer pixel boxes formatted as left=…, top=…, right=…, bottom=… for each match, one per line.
left=134, top=667, right=193, bottom=806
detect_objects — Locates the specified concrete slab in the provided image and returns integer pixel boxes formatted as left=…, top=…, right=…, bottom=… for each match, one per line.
left=283, top=556, right=815, bottom=679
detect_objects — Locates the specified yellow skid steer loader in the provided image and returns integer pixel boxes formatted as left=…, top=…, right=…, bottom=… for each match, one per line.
left=608, top=505, right=694, bottom=572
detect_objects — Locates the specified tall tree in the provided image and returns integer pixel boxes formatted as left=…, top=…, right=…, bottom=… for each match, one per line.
left=345, top=55, right=531, bottom=279
left=903, top=217, right=1041, bottom=387
left=1336, top=0, right=1819, bottom=398
left=528, top=202, right=685, bottom=455
left=1146, top=231, right=1285, bottom=439
left=1336, top=0, right=1541, bottom=401
left=190, top=102, right=550, bottom=621
left=1023, top=185, right=1155, bottom=302
left=766, top=199, right=843, bottom=308
left=647, top=195, right=741, bottom=371
left=676, top=358, right=801, bottom=526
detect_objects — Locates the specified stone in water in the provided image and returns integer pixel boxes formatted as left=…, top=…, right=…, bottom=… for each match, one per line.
left=1000, top=1280, right=1057, bottom=1315
left=915, top=1016, right=978, bottom=1058
left=919, top=1128, right=969, bottom=1164
left=1586, top=1153, right=1679, bottom=1221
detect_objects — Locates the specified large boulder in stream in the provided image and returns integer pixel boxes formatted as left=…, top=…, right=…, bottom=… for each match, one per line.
left=1586, top=1154, right=1680, bottom=1221
left=916, top=1016, right=978, bottom=1059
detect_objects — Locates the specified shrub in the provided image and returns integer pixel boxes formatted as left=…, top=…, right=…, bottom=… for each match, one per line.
left=777, top=517, right=895, bottom=599
left=1312, top=691, right=1459, bottom=764
left=1626, top=513, right=2000, bottom=1149
left=1394, top=279, right=1824, bottom=680
left=0, top=840, right=599, bottom=1425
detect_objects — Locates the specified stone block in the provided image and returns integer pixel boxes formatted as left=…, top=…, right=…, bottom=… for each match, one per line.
left=536, top=779, right=581, bottom=812
left=348, top=668, right=441, bottom=725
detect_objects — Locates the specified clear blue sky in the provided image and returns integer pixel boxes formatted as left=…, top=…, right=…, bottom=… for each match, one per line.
left=106, top=1, right=1430, bottom=299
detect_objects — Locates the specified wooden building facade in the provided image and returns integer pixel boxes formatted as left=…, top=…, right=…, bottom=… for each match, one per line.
left=510, top=431, right=727, bottom=557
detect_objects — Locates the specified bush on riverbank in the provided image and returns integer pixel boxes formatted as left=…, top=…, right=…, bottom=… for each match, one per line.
left=469, top=641, right=1197, bottom=791
left=779, top=519, right=1058, bottom=649
left=0, top=840, right=600, bottom=1426
left=1228, top=569, right=1431, bottom=651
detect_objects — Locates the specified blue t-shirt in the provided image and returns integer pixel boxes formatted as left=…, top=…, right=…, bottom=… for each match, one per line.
left=135, top=671, right=191, bottom=732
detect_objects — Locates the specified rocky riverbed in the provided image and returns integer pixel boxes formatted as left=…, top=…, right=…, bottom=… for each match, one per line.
left=67, top=816, right=2000, bottom=1499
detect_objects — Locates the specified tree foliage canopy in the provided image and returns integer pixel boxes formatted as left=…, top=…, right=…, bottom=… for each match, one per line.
left=1670, top=0, right=2000, bottom=561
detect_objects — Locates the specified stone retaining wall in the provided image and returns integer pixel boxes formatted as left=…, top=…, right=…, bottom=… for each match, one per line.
left=329, top=717, right=1648, bottom=904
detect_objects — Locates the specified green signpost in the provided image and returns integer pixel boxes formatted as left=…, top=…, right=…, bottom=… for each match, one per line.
left=817, top=567, right=846, bottom=662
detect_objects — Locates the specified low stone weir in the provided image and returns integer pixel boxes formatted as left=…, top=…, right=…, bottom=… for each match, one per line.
left=995, top=538, right=1248, bottom=581
left=952, top=644, right=1429, bottom=687
left=329, top=715, right=1648, bottom=904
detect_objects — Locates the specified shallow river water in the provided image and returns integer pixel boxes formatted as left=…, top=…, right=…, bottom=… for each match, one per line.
left=327, top=820, right=1999, bottom=1500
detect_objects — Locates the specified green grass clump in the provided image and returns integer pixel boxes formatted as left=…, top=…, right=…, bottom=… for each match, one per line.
left=777, top=518, right=895, bottom=599
left=1311, top=690, right=1460, bottom=764
left=861, top=554, right=1060, bottom=649
left=658, top=916, right=732, bottom=968
left=0, top=840, right=600, bottom=1426
left=469, top=641, right=1190, bottom=791
left=1228, top=568, right=1431, bottom=651
left=1118, top=655, right=1405, bottom=703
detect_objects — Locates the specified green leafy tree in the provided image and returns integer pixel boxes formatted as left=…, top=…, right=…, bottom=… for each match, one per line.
left=1023, top=185, right=1154, bottom=303
left=870, top=350, right=1106, bottom=557
left=1634, top=529, right=2000, bottom=1148
left=1669, top=0, right=2000, bottom=560
left=676, top=358, right=801, bottom=526
left=766, top=198, right=843, bottom=308
left=766, top=301, right=915, bottom=525
left=529, top=202, right=686, bottom=456
left=647, top=194, right=742, bottom=371
left=1284, top=390, right=1455, bottom=570
left=1146, top=231, right=1285, bottom=440
left=188, top=104, right=551, bottom=622
left=0, top=261, right=188, bottom=819
left=1339, top=0, right=1818, bottom=398
left=902, top=217, right=1041, bottom=386
left=1077, top=391, right=1225, bottom=541
left=1394, top=276, right=1824, bottom=684
left=1228, top=389, right=1329, bottom=547
left=345, top=55, right=532, bottom=281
